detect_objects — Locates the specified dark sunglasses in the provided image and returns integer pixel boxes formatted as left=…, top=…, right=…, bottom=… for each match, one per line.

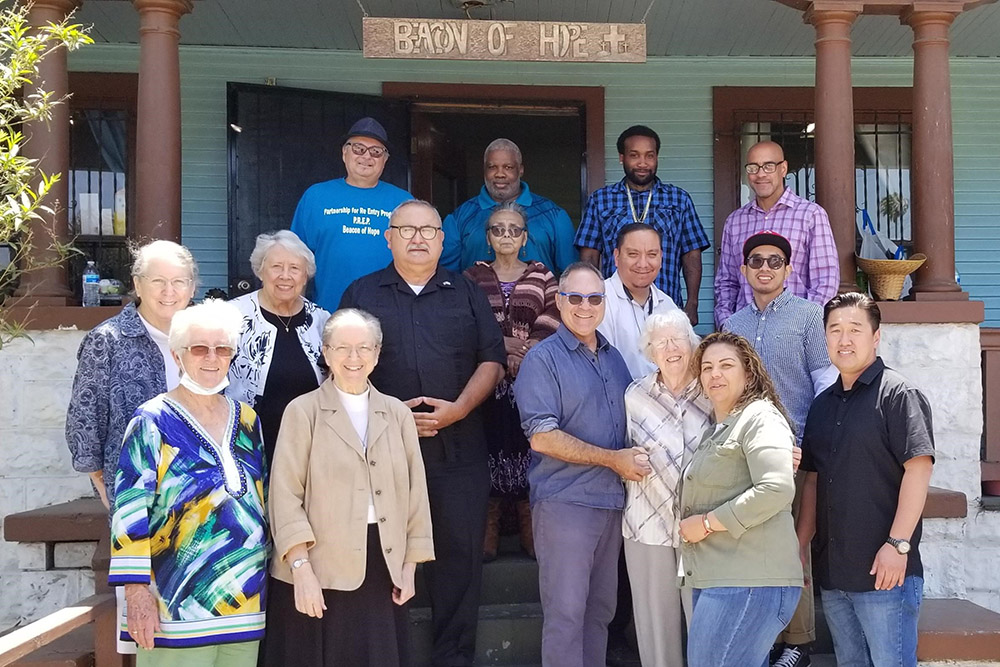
left=489, top=225, right=526, bottom=238
left=559, top=291, right=605, bottom=306
left=184, top=345, right=236, bottom=358
left=746, top=254, right=788, bottom=270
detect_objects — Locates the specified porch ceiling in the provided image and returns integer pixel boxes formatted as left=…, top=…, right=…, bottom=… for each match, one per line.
left=77, top=0, right=1000, bottom=57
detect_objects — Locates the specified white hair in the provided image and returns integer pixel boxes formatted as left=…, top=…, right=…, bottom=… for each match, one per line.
left=389, top=199, right=442, bottom=227
left=131, top=240, right=198, bottom=285
left=168, top=299, right=243, bottom=352
left=249, top=230, right=316, bottom=279
left=484, top=138, right=522, bottom=166
left=558, top=261, right=604, bottom=292
left=323, top=308, right=383, bottom=347
left=639, top=308, right=701, bottom=362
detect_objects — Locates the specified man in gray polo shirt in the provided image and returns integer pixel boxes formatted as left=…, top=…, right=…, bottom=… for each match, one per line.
left=514, top=261, right=651, bottom=667
left=723, top=230, right=836, bottom=667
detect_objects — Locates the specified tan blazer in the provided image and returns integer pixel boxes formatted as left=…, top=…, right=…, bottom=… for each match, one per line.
left=269, top=379, right=434, bottom=590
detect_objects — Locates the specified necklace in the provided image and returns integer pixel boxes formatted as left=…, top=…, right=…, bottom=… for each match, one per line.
left=626, top=185, right=653, bottom=224
left=274, top=313, right=294, bottom=333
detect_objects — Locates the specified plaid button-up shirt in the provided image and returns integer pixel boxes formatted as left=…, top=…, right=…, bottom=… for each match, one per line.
left=575, top=178, right=710, bottom=307
left=714, top=187, right=839, bottom=327
left=623, top=373, right=712, bottom=547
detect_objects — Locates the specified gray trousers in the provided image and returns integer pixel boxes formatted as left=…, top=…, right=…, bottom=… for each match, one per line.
left=624, top=539, right=693, bottom=667
left=533, top=500, right=623, bottom=667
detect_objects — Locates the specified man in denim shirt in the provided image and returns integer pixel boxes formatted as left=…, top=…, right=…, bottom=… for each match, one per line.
left=514, top=261, right=651, bottom=667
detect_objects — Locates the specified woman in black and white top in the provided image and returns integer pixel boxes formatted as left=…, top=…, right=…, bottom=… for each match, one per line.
left=228, top=230, right=330, bottom=464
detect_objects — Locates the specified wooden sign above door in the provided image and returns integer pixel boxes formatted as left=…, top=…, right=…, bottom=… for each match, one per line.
left=362, top=17, right=646, bottom=63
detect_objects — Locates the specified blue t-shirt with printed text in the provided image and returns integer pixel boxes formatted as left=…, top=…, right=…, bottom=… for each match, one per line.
left=290, top=178, right=412, bottom=310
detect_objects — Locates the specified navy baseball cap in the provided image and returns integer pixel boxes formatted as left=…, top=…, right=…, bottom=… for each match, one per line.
left=742, top=230, right=792, bottom=263
left=342, top=117, right=391, bottom=153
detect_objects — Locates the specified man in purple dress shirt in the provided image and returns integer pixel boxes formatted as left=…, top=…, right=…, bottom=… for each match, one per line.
left=714, top=141, right=839, bottom=328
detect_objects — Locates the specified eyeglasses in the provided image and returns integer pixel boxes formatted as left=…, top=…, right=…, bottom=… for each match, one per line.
left=345, top=142, right=387, bottom=159
left=744, top=161, right=783, bottom=175
left=325, top=344, right=378, bottom=357
left=183, top=345, right=235, bottom=358
left=650, top=337, right=689, bottom=349
left=489, top=225, right=525, bottom=239
left=142, top=276, right=192, bottom=292
left=559, top=291, right=605, bottom=306
left=746, top=254, right=788, bottom=270
left=390, top=225, right=441, bottom=240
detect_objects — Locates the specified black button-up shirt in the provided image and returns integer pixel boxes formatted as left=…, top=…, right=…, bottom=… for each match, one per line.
left=801, top=357, right=935, bottom=592
left=340, top=263, right=506, bottom=465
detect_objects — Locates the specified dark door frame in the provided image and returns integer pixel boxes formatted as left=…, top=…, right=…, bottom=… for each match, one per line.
left=382, top=82, right=605, bottom=197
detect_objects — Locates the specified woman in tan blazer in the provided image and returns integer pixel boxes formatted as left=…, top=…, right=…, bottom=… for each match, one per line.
left=264, top=308, right=434, bottom=667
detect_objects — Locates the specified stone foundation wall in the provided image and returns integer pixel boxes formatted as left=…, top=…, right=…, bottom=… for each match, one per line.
left=0, top=322, right=997, bottom=631
left=0, top=330, right=95, bottom=631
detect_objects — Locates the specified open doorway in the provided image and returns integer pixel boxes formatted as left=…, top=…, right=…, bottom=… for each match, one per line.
left=409, top=105, right=585, bottom=223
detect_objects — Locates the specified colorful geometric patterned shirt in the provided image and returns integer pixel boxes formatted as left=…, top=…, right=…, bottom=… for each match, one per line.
left=109, top=395, right=269, bottom=648
left=575, top=177, right=710, bottom=307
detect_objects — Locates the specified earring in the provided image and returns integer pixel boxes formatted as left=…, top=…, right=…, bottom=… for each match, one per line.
left=519, top=246, right=527, bottom=259
left=487, top=245, right=495, bottom=257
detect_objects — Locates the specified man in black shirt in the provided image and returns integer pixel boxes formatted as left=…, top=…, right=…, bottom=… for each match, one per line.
left=340, top=199, right=506, bottom=667
left=799, top=292, right=934, bottom=667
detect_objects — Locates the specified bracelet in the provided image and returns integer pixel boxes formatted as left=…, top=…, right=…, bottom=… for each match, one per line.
left=702, top=514, right=714, bottom=535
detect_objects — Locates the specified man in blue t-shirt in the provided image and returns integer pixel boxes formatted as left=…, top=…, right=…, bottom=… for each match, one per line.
left=290, top=117, right=412, bottom=310
left=441, top=138, right=577, bottom=276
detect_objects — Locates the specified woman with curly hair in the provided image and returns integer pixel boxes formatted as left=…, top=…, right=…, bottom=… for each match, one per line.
left=678, top=331, right=803, bottom=667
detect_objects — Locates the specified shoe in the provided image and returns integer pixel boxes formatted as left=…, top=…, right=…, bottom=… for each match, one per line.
left=515, top=500, right=535, bottom=558
left=769, top=643, right=785, bottom=664
left=772, top=644, right=811, bottom=667
left=483, top=498, right=502, bottom=562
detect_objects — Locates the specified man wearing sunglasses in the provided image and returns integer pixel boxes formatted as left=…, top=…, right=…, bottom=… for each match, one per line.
left=723, top=230, right=838, bottom=667
left=441, top=138, right=578, bottom=276
left=291, top=116, right=412, bottom=311
left=714, top=140, right=839, bottom=329
left=514, top=261, right=651, bottom=667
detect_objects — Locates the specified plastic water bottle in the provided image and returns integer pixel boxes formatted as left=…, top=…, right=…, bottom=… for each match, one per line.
left=82, top=261, right=100, bottom=307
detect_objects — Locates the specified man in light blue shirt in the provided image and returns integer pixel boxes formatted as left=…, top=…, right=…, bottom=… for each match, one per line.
left=290, top=117, right=412, bottom=310
left=441, top=138, right=577, bottom=275
left=722, top=230, right=835, bottom=667
left=514, top=261, right=649, bottom=667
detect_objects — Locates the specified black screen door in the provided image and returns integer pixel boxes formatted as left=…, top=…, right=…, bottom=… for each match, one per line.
left=227, top=83, right=410, bottom=296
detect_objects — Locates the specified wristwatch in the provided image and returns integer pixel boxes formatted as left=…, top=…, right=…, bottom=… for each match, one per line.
left=290, top=558, right=310, bottom=570
left=886, top=536, right=911, bottom=555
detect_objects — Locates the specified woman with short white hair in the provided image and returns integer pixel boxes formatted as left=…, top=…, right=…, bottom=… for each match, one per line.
left=228, top=229, right=330, bottom=463
left=623, top=307, right=711, bottom=667
left=266, top=308, right=433, bottom=666
left=109, top=299, right=269, bottom=666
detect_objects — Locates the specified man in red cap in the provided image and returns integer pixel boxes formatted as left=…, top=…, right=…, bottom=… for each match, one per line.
left=291, top=117, right=412, bottom=309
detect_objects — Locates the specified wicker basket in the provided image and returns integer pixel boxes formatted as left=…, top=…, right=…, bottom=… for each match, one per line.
left=855, top=254, right=926, bottom=301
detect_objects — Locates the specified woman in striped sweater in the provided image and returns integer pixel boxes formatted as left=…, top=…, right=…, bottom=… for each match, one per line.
left=464, top=201, right=560, bottom=561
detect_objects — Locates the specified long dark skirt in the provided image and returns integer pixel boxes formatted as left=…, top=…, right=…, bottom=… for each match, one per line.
left=262, top=525, right=410, bottom=667
left=482, top=377, right=531, bottom=500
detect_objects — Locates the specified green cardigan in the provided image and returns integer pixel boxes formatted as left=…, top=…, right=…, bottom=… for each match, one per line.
left=679, top=399, right=803, bottom=589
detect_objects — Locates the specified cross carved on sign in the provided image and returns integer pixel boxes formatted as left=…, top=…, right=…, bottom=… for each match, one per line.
left=601, top=25, right=628, bottom=54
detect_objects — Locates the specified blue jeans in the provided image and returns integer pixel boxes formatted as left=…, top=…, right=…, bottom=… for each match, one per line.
left=687, top=586, right=801, bottom=667
left=821, top=575, right=923, bottom=667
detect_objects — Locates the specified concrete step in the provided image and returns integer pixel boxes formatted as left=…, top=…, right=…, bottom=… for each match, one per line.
left=410, top=603, right=542, bottom=667
left=10, top=625, right=93, bottom=667
left=412, top=551, right=540, bottom=608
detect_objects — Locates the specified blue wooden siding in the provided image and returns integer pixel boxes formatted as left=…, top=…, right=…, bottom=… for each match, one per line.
left=67, top=46, right=1000, bottom=326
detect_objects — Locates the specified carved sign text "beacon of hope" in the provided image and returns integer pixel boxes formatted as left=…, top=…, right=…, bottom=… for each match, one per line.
left=362, top=17, right=646, bottom=63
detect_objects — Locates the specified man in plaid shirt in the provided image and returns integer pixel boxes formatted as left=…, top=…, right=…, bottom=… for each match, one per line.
left=576, top=125, right=710, bottom=326
left=714, top=141, right=839, bottom=328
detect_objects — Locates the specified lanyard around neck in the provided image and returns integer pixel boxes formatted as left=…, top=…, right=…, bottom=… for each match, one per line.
left=626, top=185, right=653, bottom=224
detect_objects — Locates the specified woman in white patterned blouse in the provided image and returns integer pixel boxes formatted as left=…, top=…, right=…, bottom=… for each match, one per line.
left=623, top=307, right=711, bottom=667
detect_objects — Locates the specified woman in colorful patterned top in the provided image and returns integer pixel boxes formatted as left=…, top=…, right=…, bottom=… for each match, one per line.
left=623, top=308, right=711, bottom=667
left=109, top=299, right=269, bottom=666
left=227, top=230, right=330, bottom=466
left=464, top=201, right=559, bottom=560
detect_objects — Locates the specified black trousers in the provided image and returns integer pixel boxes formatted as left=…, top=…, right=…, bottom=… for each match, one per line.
left=422, top=458, right=491, bottom=667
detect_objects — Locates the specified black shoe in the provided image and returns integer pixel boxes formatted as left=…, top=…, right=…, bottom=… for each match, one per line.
left=772, top=644, right=811, bottom=667
left=769, top=643, right=785, bottom=664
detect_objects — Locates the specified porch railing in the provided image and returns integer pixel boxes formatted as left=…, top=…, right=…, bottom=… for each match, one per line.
left=0, top=593, right=115, bottom=667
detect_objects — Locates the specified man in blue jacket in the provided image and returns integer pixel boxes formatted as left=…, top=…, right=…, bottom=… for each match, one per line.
left=442, top=138, right=577, bottom=275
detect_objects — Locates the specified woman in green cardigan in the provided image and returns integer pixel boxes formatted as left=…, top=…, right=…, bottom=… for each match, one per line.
left=679, top=331, right=803, bottom=667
